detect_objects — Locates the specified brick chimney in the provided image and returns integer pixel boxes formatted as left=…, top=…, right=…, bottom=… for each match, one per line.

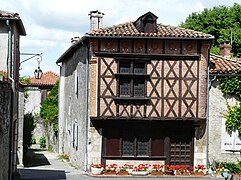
left=88, top=10, right=104, bottom=31
left=220, top=43, right=231, bottom=57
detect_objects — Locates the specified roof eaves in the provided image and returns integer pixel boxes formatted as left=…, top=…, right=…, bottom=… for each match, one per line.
left=56, top=38, right=85, bottom=63
left=0, top=16, right=26, bottom=36
left=86, top=35, right=214, bottom=40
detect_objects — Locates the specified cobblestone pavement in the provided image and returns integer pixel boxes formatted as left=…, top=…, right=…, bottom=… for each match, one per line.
left=18, top=145, right=217, bottom=180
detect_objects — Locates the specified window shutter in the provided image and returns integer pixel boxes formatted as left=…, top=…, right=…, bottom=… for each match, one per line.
left=105, top=128, right=121, bottom=156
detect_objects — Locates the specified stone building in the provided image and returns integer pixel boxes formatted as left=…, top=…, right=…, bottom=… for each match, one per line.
left=57, top=11, right=215, bottom=172
left=0, top=10, right=26, bottom=180
left=25, top=71, right=59, bottom=146
left=25, top=71, right=59, bottom=115
left=209, top=43, right=241, bottom=163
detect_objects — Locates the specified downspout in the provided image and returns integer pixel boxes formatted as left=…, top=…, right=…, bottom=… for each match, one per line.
left=6, top=20, right=15, bottom=91
left=56, top=62, right=62, bottom=154
left=84, top=41, right=90, bottom=172
left=6, top=19, right=14, bottom=180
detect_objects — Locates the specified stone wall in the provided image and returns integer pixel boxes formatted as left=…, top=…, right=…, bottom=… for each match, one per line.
left=58, top=45, right=88, bottom=172
left=209, top=79, right=241, bottom=163
left=0, top=82, right=11, bottom=180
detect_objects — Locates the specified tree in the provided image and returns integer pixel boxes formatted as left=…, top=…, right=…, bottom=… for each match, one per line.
left=180, top=3, right=241, bottom=57
left=40, top=81, right=59, bottom=132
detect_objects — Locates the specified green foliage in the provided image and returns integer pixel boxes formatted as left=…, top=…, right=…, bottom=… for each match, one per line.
left=19, top=76, right=31, bottom=84
left=23, top=113, right=36, bottom=153
left=180, top=3, right=241, bottom=57
left=40, top=81, right=59, bottom=130
left=39, top=136, right=46, bottom=148
left=219, top=76, right=241, bottom=99
left=31, top=136, right=36, bottom=144
left=210, top=46, right=220, bottom=55
left=218, top=76, right=241, bottom=135
left=211, top=161, right=241, bottom=174
left=224, top=103, right=241, bottom=135
left=19, top=76, right=31, bottom=103
left=221, top=162, right=241, bottom=174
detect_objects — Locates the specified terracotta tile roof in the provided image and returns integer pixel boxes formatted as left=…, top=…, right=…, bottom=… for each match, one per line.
left=210, top=54, right=241, bottom=75
left=0, top=10, right=20, bottom=19
left=0, top=9, right=26, bottom=35
left=87, top=21, right=212, bottom=39
left=30, top=71, right=59, bottom=86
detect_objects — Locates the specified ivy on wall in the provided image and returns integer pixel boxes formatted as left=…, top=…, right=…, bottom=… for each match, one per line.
left=218, top=76, right=241, bottom=134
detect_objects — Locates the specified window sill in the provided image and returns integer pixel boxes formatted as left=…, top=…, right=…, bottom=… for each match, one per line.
left=103, top=156, right=166, bottom=160
left=114, top=97, right=150, bottom=103
left=115, top=73, right=150, bottom=79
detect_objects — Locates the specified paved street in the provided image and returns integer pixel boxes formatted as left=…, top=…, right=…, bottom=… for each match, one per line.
left=18, top=145, right=216, bottom=180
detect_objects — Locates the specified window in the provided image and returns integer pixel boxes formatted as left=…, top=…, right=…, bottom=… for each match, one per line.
left=104, top=125, right=165, bottom=158
left=122, top=130, right=150, bottom=156
left=120, top=79, right=130, bottom=96
left=117, top=61, right=147, bottom=98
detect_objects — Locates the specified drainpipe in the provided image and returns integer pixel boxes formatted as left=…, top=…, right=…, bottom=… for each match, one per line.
left=6, top=19, right=14, bottom=180
left=6, top=20, right=15, bottom=91
left=84, top=41, right=90, bottom=172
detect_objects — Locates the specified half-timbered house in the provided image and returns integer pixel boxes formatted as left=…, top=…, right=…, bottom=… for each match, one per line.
left=57, top=11, right=213, bottom=171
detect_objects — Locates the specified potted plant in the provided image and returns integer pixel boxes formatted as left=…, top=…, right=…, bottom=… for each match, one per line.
left=123, top=164, right=134, bottom=174
left=175, top=165, right=190, bottom=176
left=164, top=164, right=174, bottom=175
left=193, top=164, right=205, bottom=176
left=58, top=154, right=69, bottom=162
left=103, top=164, right=117, bottom=175
left=151, top=164, right=164, bottom=176
left=131, top=164, right=148, bottom=176
left=0, top=71, right=7, bottom=82
left=117, top=165, right=129, bottom=175
left=91, top=164, right=104, bottom=175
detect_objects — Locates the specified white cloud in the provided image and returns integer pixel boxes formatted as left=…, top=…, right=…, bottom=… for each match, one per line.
left=1, top=0, right=241, bottom=76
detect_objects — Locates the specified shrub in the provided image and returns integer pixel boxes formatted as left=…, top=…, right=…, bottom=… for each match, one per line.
left=39, top=136, right=46, bottom=148
left=23, top=113, right=36, bottom=153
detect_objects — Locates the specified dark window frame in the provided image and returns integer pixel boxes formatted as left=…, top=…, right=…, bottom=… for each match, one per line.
left=116, top=60, right=148, bottom=98
left=122, top=129, right=151, bottom=157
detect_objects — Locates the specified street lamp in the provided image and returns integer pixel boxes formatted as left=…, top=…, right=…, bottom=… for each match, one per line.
left=34, top=57, right=43, bottom=79
left=20, top=53, right=43, bottom=79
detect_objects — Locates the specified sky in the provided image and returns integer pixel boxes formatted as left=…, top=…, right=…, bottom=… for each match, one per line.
left=1, top=0, right=240, bottom=77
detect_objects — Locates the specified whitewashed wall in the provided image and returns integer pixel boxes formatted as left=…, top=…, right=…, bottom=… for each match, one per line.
left=24, top=87, right=42, bottom=115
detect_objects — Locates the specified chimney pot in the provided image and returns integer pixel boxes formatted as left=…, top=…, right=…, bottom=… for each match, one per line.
left=89, top=10, right=104, bottom=31
left=220, top=42, right=231, bottom=57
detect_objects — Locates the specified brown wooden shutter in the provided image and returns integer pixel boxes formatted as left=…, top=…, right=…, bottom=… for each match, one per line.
left=151, top=130, right=164, bottom=156
left=105, top=128, right=121, bottom=156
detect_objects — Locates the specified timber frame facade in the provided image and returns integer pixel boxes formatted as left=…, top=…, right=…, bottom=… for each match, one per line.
left=57, top=11, right=213, bottom=171
left=88, top=12, right=213, bottom=166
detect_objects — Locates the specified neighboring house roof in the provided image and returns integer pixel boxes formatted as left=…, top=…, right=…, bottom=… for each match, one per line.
left=0, top=9, right=26, bottom=35
left=30, top=71, right=59, bottom=86
left=210, top=54, right=241, bottom=75
left=87, top=21, right=212, bottom=39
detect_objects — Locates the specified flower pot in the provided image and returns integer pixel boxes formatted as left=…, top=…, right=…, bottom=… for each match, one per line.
left=118, top=171, right=129, bottom=176
left=104, top=171, right=116, bottom=175
left=91, top=167, right=103, bottom=175
left=151, top=171, right=164, bottom=176
left=131, top=171, right=148, bottom=176
left=126, top=168, right=133, bottom=174
left=182, top=172, right=190, bottom=176
left=193, top=171, right=204, bottom=176
left=165, top=170, right=174, bottom=175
